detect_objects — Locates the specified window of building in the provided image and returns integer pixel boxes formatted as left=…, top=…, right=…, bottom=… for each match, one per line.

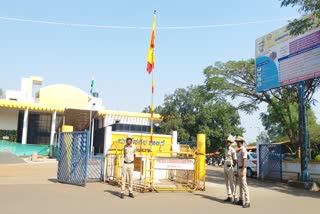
left=112, top=123, right=160, bottom=134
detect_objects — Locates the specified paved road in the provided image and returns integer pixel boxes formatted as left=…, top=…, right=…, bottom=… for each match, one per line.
left=0, top=163, right=318, bottom=214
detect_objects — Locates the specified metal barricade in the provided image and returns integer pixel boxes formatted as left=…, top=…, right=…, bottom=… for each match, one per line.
left=259, top=144, right=282, bottom=181
left=87, top=155, right=105, bottom=182
left=105, top=153, right=123, bottom=186
left=105, top=149, right=205, bottom=192
left=152, top=159, right=196, bottom=192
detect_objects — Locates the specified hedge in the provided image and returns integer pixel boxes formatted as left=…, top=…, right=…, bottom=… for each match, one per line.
left=0, top=130, right=17, bottom=142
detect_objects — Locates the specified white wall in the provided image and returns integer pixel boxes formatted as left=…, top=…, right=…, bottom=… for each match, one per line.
left=283, top=161, right=320, bottom=173
left=282, top=161, right=320, bottom=181
left=5, top=90, right=23, bottom=101
left=0, top=108, right=19, bottom=130
left=20, top=78, right=33, bottom=102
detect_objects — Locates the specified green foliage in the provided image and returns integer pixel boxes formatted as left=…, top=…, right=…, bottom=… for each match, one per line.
left=0, top=130, right=17, bottom=142
left=149, top=85, right=244, bottom=152
left=145, top=58, right=320, bottom=155
left=260, top=101, right=298, bottom=143
left=204, top=59, right=320, bottom=154
left=204, top=59, right=259, bottom=114
left=315, top=154, right=320, bottom=162
left=142, top=105, right=163, bottom=114
left=0, top=88, right=4, bottom=99
left=261, top=100, right=320, bottom=155
left=280, top=0, right=320, bottom=35
left=247, top=143, right=257, bottom=147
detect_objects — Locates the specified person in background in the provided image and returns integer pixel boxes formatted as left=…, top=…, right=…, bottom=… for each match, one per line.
left=235, top=136, right=251, bottom=208
left=223, top=135, right=237, bottom=203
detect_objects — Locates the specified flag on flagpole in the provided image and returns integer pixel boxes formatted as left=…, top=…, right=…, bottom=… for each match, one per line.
left=90, top=75, right=94, bottom=95
left=146, top=11, right=156, bottom=74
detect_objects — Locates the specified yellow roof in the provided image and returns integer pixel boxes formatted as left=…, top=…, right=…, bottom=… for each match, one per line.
left=98, top=110, right=162, bottom=119
left=0, top=99, right=64, bottom=112
left=0, top=99, right=162, bottom=119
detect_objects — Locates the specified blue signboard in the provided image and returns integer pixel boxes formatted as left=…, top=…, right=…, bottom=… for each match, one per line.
left=255, top=16, right=320, bottom=92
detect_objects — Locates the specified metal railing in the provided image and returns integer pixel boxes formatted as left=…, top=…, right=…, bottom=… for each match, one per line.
left=87, top=155, right=105, bottom=182
left=105, top=144, right=205, bottom=192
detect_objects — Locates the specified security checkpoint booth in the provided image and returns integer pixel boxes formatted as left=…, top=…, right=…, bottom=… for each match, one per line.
left=104, top=130, right=206, bottom=192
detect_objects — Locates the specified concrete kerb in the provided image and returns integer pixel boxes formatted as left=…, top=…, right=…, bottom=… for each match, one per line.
left=287, top=180, right=320, bottom=192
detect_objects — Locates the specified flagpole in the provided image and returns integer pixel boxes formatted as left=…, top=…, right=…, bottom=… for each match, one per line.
left=147, top=10, right=156, bottom=147
left=89, top=74, right=94, bottom=155
left=150, top=70, right=154, bottom=146
left=89, top=106, right=92, bottom=153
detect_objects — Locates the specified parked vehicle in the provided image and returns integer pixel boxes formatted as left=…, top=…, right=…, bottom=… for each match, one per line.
left=246, top=152, right=257, bottom=177
left=282, top=153, right=296, bottom=160
left=206, top=157, right=214, bottom=165
left=218, top=157, right=224, bottom=167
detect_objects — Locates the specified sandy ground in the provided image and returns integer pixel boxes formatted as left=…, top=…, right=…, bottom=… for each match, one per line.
left=0, top=152, right=26, bottom=164
left=0, top=163, right=319, bottom=214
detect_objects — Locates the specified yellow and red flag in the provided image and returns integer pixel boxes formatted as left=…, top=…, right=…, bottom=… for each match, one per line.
left=146, top=11, right=156, bottom=74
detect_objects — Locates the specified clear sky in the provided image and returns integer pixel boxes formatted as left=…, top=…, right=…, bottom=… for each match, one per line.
left=0, top=0, right=318, bottom=142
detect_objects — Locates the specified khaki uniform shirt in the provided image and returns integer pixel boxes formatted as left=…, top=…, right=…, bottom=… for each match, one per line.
left=224, top=146, right=237, bottom=166
left=124, top=144, right=136, bottom=163
left=237, top=146, right=247, bottom=167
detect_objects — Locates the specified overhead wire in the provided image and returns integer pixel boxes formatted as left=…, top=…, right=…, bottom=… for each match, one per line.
left=0, top=16, right=298, bottom=30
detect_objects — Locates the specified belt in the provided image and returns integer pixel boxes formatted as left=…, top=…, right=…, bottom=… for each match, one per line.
left=124, top=161, right=134, bottom=164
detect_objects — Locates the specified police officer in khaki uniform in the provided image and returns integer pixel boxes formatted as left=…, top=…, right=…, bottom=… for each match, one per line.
left=120, top=135, right=136, bottom=199
left=223, top=136, right=237, bottom=202
left=235, top=136, right=250, bottom=208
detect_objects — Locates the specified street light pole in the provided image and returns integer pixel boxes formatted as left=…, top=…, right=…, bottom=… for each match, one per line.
left=89, top=103, right=96, bottom=155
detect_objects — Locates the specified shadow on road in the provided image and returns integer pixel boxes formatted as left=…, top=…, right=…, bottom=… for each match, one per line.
left=48, top=178, right=59, bottom=183
left=104, top=190, right=121, bottom=198
left=206, top=167, right=225, bottom=185
left=206, top=166, right=320, bottom=199
left=195, top=193, right=225, bottom=204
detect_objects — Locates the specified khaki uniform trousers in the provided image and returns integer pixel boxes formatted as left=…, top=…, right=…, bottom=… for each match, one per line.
left=121, top=163, right=134, bottom=193
left=238, top=168, right=250, bottom=204
left=224, top=165, right=235, bottom=197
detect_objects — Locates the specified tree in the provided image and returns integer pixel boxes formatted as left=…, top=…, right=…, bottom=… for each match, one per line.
left=308, top=119, right=320, bottom=159
left=256, top=131, right=270, bottom=145
left=142, top=106, right=163, bottom=114
left=204, top=59, right=320, bottom=154
left=0, top=88, right=3, bottom=99
left=153, top=85, right=243, bottom=152
left=261, top=101, right=320, bottom=158
left=260, top=101, right=300, bottom=143
left=280, top=0, right=320, bottom=35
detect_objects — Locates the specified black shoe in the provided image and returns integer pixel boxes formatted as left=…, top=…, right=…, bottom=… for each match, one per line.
left=224, top=197, right=232, bottom=202
left=120, top=193, right=124, bottom=199
left=236, top=200, right=243, bottom=206
left=129, top=193, right=134, bottom=198
left=243, top=203, right=251, bottom=208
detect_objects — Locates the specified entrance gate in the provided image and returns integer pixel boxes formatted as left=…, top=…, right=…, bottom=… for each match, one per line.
left=87, top=155, right=105, bottom=182
left=259, top=144, right=282, bottom=181
left=57, top=131, right=89, bottom=186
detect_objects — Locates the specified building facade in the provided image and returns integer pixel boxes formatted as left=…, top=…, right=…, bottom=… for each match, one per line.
left=0, top=76, right=161, bottom=154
